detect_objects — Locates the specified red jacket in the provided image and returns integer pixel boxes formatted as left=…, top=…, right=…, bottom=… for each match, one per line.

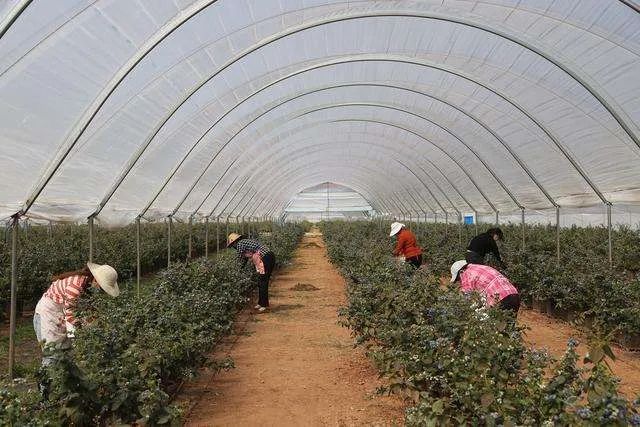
left=393, top=228, right=422, bottom=259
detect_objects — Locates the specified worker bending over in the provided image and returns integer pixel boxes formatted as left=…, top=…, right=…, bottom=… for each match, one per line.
left=466, top=227, right=506, bottom=268
left=450, top=260, right=520, bottom=313
left=390, top=222, right=423, bottom=268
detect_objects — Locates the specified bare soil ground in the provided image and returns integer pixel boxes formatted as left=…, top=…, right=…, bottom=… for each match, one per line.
left=519, top=309, right=640, bottom=398
left=182, top=231, right=405, bottom=426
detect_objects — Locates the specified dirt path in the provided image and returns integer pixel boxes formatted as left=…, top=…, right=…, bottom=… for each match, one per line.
left=182, top=231, right=405, bottom=426
left=519, top=309, right=640, bottom=398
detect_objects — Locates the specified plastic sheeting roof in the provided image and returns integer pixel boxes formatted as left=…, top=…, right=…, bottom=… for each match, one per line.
left=1, top=0, right=639, bottom=225
left=284, top=182, right=374, bottom=221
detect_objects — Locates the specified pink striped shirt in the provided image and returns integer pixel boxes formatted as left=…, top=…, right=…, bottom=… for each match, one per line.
left=459, top=264, right=517, bottom=307
left=43, top=275, right=89, bottom=324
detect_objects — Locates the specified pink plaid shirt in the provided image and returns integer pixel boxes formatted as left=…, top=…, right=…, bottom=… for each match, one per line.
left=459, top=264, right=517, bottom=306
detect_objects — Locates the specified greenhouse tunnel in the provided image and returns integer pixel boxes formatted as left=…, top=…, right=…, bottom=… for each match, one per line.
left=1, top=0, right=640, bottom=392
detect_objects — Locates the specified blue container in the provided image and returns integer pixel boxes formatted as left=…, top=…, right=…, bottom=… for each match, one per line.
left=463, top=215, right=474, bottom=225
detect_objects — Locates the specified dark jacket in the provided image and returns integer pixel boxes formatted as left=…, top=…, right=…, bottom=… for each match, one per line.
left=467, top=232, right=502, bottom=263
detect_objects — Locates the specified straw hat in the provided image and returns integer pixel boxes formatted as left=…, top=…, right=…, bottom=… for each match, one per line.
left=389, top=222, right=405, bottom=237
left=450, top=260, right=468, bottom=283
left=227, top=232, right=243, bottom=247
left=87, top=262, right=119, bottom=297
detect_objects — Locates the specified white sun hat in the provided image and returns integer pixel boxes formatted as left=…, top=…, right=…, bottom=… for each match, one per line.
left=389, top=222, right=405, bottom=237
left=450, top=260, right=468, bottom=283
left=87, top=262, right=120, bottom=297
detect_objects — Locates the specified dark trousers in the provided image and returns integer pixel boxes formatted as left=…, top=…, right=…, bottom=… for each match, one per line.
left=406, top=254, right=422, bottom=268
left=258, top=252, right=276, bottom=307
left=499, top=293, right=521, bottom=313
left=465, top=250, right=484, bottom=264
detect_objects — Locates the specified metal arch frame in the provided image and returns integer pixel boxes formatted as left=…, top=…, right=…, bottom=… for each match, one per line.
left=237, top=167, right=405, bottom=219
left=295, top=102, right=523, bottom=209
left=0, top=0, right=33, bottom=40
left=215, top=154, right=424, bottom=218
left=192, top=133, right=469, bottom=219
left=112, top=54, right=590, bottom=221
left=244, top=176, right=389, bottom=221
left=215, top=137, right=461, bottom=217
left=246, top=166, right=416, bottom=220
left=216, top=156, right=416, bottom=218
left=159, top=100, right=503, bottom=220
left=19, top=7, right=631, bottom=218
left=131, top=58, right=499, bottom=219
left=227, top=172, right=394, bottom=221
left=227, top=154, right=442, bottom=220
left=209, top=155, right=402, bottom=218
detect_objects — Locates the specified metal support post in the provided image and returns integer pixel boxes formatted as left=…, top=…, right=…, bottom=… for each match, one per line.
left=444, top=212, right=448, bottom=238
left=521, top=207, right=526, bottom=251
left=205, top=217, right=209, bottom=258
left=48, top=220, right=53, bottom=237
left=473, top=210, right=478, bottom=235
left=216, top=218, right=221, bottom=257
left=187, top=216, right=193, bottom=260
left=167, top=216, right=172, bottom=267
left=88, top=216, right=95, bottom=263
left=458, top=212, right=463, bottom=247
left=8, top=216, right=19, bottom=378
left=607, top=203, right=613, bottom=268
left=495, top=210, right=499, bottom=225
left=556, top=206, right=560, bottom=263
left=136, top=217, right=141, bottom=298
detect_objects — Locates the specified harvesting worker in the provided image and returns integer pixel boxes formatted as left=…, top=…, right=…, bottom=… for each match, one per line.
left=227, top=233, right=276, bottom=312
left=466, top=227, right=506, bottom=268
left=390, top=222, right=423, bottom=268
left=33, top=262, right=119, bottom=365
left=450, top=260, right=520, bottom=313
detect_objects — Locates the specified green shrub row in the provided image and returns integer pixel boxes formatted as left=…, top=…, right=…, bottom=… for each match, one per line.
left=0, top=220, right=272, bottom=317
left=323, top=221, right=640, bottom=426
left=388, top=220, right=640, bottom=337
left=0, top=223, right=304, bottom=426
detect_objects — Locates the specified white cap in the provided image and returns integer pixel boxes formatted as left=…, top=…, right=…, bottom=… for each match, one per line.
left=389, top=222, right=405, bottom=237
left=87, top=262, right=119, bottom=297
left=450, top=260, right=468, bottom=283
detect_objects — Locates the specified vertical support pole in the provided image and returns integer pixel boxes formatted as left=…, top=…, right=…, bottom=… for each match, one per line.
left=216, top=218, right=221, bottom=258
left=495, top=210, right=499, bottom=226
left=167, top=216, right=172, bottom=267
left=48, top=220, right=53, bottom=238
left=136, top=217, right=141, bottom=298
left=473, top=210, right=478, bottom=235
left=607, top=203, right=613, bottom=268
left=458, top=212, right=463, bottom=247
left=444, top=212, right=448, bottom=238
left=521, top=207, right=526, bottom=251
left=556, top=206, right=560, bottom=263
left=8, top=216, right=18, bottom=378
left=88, top=216, right=94, bottom=263
left=205, top=216, right=209, bottom=258
left=225, top=217, right=229, bottom=238
left=188, top=216, right=193, bottom=260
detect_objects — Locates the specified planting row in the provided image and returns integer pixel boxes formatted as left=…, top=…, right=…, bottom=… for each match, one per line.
left=0, top=219, right=272, bottom=318
left=0, top=224, right=304, bottom=426
left=398, top=221, right=640, bottom=340
left=323, top=221, right=639, bottom=425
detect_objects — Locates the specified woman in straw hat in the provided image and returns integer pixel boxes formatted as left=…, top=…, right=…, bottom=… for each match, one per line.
left=33, top=262, right=119, bottom=366
left=227, top=233, right=275, bottom=312
left=389, top=222, right=423, bottom=268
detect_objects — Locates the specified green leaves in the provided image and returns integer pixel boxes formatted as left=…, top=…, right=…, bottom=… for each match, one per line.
left=324, top=221, right=640, bottom=426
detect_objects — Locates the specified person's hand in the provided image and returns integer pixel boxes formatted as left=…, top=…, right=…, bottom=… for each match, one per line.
left=65, top=321, right=76, bottom=339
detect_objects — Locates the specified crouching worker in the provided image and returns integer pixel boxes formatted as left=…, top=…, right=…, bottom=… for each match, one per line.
left=390, top=222, right=423, bottom=268
left=466, top=227, right=506, bottom=268
left=33, top=263, right=120, bottom=366
left=227, top=233, right=276, bottom=313
left=450, top=260, right=520, bottom=313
